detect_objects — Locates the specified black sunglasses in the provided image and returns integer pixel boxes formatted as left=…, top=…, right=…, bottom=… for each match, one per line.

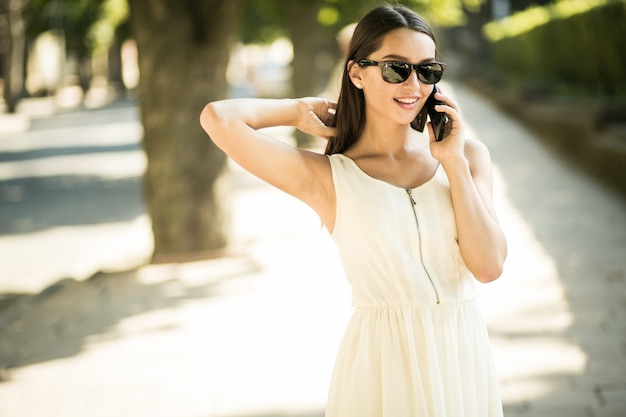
left=358, top=59, right=446, bottom=85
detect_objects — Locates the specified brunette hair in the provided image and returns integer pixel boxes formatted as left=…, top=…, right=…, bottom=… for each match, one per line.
left=325, top=4, right=437, bottom=155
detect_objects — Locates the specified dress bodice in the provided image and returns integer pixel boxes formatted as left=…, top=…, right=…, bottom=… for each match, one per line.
left=328, top=153, right=476, bottom=307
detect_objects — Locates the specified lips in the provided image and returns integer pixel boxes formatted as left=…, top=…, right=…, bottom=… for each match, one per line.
left=394, top=97, right=418, bottom=104
left=394, top=97, right=417, bottom=104
left=393, top=97, right=420, bottom=112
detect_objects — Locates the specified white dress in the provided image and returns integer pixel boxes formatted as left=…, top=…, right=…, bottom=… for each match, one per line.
left=325, top=154, right=503, bottom=417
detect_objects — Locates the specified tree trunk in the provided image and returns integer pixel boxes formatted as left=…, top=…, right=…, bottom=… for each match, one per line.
left=288, top=0, right=328, bottom=147
left=0, top=0, right=26, bottom=113
left=128, top=0, right=239, bottom=262
left=107, top=42, right=124, bottom=94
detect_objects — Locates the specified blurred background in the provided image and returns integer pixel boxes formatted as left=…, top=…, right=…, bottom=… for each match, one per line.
left=0, top=1, right=625, bottom=416
left=2, top=0, right=624, bottom=260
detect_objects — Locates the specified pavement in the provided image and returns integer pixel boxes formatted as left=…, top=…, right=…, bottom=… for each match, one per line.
left=0, top=82, right=625, bottom=417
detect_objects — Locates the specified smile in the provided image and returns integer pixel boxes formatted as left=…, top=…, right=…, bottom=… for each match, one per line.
left=394, top=97, right=418, bottom=104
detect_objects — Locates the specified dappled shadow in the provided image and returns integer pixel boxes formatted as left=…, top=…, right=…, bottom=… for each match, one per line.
left=0, top=256, right=262, bottom=371
left=0, top=174, right=145, bottom=234
left=0, top=143, right=139, bottom=163
left=0, top=99, right=146, bottom=235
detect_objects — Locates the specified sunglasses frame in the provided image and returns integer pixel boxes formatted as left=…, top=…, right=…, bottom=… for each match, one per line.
left=358, top=59, right=446, bottom=85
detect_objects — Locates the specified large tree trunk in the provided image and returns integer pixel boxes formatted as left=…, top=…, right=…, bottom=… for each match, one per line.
left=0, top=0, right=26, bottom=113
left=128, top=0, right=239, bottom=262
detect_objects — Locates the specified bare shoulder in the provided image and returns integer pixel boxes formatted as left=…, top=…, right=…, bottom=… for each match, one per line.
left=464, top=137, right=490, bottom=161
left=463, top=137, right=492, bottom=176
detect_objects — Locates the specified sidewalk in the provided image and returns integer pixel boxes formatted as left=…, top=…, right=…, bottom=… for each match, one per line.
left=454, top=82, right=626, bottom=417
left=0, top=82, right=625, bottom=417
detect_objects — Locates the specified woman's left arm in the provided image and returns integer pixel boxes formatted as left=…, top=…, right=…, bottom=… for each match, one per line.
left=429, top=91, right=507, bottom=283
left=444, top=139, right=507, bottom=283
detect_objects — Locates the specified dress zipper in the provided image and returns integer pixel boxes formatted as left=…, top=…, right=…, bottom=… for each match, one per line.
left=406, top=188, right=441, bottom=305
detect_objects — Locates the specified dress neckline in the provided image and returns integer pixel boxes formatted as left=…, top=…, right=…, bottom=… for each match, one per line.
left=332, top=153, right=441, bottom=191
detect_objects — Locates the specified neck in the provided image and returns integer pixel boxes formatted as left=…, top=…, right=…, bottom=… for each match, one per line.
left=355, top=121, right=421, bottom=158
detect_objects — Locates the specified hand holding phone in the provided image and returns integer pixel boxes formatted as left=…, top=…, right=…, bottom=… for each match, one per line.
left=425, top=85, right=449, bottom=141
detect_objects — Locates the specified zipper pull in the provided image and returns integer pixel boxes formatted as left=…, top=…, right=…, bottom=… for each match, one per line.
left=406, top=189, right=416, bottom=206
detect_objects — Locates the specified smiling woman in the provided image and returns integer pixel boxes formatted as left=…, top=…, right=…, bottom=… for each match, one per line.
left=200, top=4, right=506, bottom=417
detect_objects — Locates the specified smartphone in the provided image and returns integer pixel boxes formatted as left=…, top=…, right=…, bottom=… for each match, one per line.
left=425, top=84, right=448, bottom=141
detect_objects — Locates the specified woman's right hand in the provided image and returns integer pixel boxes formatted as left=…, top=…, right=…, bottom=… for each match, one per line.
left=295, top=97, right=337, bottom=139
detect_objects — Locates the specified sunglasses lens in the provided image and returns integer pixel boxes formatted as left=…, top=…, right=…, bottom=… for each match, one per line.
left=370, top=61, right=445, bottom=84
left=418, top=63, right=444, bottom=84
left=382, top=63, right=411, bottom=83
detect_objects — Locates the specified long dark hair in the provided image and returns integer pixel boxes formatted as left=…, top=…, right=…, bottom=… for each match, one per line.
left=325, top=4, right=437, bottom=155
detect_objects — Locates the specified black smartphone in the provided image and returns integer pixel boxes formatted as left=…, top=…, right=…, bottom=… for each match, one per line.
left=425, top=84, right=448, bottom=141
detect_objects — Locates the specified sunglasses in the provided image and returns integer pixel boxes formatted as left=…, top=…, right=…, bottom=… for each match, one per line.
left=358, top=59, right=446, bottom=85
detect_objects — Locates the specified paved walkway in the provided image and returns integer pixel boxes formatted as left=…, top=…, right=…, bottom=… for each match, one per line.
left=454, top=82, right=626, bottom=417
left=0, top=82, right=625, bottom=417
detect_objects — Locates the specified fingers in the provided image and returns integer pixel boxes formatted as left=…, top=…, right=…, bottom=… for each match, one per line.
left=316, top=99, right=336, bottom=129
left=433, top=91, right=460, bottom=118
left=434, top=104, right=459, bottom=124
left=304, top=106, right=337, bottom=139
left=431, top=93, right=462, bottom=130
left=306, top=97, right=337, bottom=126
left=427, top=90, right=465, bottom=146
left=322, top=108, right=336, bottom=127
left=314, top=111, right=337, bottom=138
left=320, top=125, right=338, bottom=139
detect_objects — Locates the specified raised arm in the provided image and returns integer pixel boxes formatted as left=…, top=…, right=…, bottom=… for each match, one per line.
left=428, top=91, right=507, bottom=283
left=199, top=97, right=338, bottom=229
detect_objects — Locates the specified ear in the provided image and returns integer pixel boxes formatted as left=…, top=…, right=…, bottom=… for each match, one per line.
left=347, top=60, right=363, bottom=89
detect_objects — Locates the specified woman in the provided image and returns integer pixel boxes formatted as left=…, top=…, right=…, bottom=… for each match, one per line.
left=201, top=4, right=507, bottom=416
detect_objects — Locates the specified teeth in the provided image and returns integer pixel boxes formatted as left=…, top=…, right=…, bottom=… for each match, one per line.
left=395, top=98, right=417, bottom=104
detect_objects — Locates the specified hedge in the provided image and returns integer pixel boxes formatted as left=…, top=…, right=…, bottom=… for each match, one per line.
left=483, top=0, right=626, bottom=97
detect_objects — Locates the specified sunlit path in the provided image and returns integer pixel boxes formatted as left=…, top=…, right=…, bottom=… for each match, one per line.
left=453, top=82, right=626, bottom=417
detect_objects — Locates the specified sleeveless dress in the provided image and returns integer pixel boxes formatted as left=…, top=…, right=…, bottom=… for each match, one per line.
left=325, top=153, right=503, bottom=417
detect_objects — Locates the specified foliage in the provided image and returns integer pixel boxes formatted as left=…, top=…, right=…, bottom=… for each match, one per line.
left=483, top=0, right=626, bottom=96
left=87, top=0, right=128, bottom=51
left=24, top=0, right=128, bottom=52
left=238, top=0, right=286, bottom=44
left=483, top=0, right=611, bottom=42
left=21, top=0, right=482, bottom=56
left=239, top=0, right=482, bottom=45
left=405, top=0, right=485, bottom=27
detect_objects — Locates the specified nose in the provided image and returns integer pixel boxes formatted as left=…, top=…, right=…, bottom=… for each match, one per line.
left=404, top=66, right=421, bottom=87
